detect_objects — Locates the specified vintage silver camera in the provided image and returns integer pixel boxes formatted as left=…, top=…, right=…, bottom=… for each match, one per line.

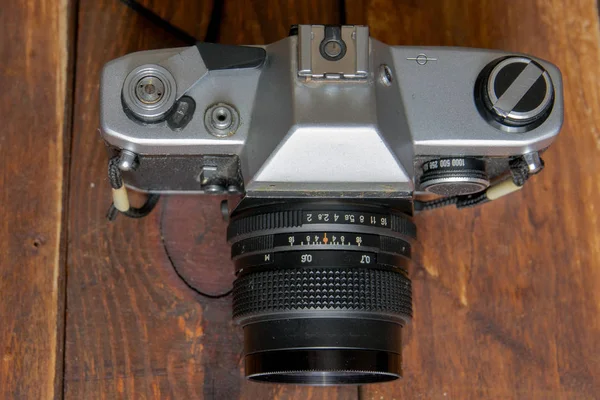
left=100, top=25, right=563, bottom=385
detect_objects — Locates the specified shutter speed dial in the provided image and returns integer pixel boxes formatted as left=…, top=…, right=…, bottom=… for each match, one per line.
left=478, top=56, right=554, bottom=130
left=419, top=157, right=489, bottom=196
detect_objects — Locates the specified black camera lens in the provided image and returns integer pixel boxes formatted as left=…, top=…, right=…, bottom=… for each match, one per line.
left=227, top=201, right=415, bottom=385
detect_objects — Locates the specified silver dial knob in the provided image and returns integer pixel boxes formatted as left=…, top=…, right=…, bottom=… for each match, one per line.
left=482, top=56, right=554, bottom=127
left=419, top=157, right=489, bottom=196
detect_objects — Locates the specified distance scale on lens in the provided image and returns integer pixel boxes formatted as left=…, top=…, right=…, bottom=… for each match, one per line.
left=238, top=250, right=380, bottom=270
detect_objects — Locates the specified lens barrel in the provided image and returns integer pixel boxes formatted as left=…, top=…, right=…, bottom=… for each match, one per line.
left=227, top=202, right=415, bottom=385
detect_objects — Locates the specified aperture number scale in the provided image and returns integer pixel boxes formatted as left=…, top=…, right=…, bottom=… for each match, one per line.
left=303, top=211, right=389, bottom=227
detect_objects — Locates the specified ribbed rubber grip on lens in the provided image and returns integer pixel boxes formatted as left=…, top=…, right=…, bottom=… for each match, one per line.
left=227, top=210, right=303, bottom=238
left=232, top=267, right=412, bottom=319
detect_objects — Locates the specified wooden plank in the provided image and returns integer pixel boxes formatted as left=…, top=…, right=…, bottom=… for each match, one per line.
left=359, top=1, right=600, bottom=399
left=65, top=1, right=356, bottom=399
left=136, top=0, right=345, bottom=43
left=0, top=0, right=73, bottom=398
left=135, top=0, right=214, bottom=42
left=343, top=0, right=368, bottom=25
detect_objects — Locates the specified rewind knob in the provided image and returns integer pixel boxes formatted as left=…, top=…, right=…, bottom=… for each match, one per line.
left=479, top=56, right=554, bottom=128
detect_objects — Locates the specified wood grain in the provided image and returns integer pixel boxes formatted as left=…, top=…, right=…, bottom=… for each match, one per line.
left=64, top=1, right=355, bottom=399
left=0, top=0, right=73, bottom=398
left=358, top=1, right=600, bottom=399
left=135, top=0, right=214, bottom=42
left=6, top=0, right=600, bottom=398
left=62, top=0, right=600, bottom=399
left=137, top=0, right=345, bottom=44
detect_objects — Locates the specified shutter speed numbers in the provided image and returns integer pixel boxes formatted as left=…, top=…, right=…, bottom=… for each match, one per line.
left=423, top=158, right=467, bottom=171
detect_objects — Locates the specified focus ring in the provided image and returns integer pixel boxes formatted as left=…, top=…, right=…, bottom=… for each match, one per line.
left=232, top=267, right=412, bottom=320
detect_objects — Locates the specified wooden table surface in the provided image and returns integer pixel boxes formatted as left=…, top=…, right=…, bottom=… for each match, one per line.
left=2, top=0, right=599, bottom=399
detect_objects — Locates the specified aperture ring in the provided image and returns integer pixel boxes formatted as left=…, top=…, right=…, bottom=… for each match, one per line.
left=228, top=209, right=416, bottom=241
left=227, top=210, right=303, bottom=238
